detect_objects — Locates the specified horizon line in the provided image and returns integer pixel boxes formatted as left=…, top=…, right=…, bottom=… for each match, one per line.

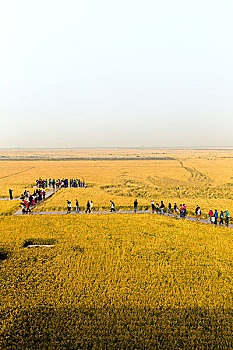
left=0, top=146, right=233, bottom=150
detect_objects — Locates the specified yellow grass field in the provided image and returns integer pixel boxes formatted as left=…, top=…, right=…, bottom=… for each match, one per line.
left=0, top=201, right=21, bottom=215
left=0, top=214, right=233, bottom=348
left=0, top=149, right=233, bottom=348
left=0, top=149, right=232, bottom=218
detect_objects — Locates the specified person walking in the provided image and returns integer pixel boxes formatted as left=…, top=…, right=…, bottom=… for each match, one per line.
left=9, top=189, right=13, bottom=200
left=225, top=209, right=229, bottom=227
left=168, top=203, right=171, bottom=214
left=110, top=200, right=116, bottom=212
left=67, top=200, right=71, bottom=213
left=134, top=199, right=138, bottom=213
left=219, top=211, right=224, bottom=226
left=160, top=201, right=165, bottom=215
left=85, top=200, right=91, bottom=213
left=26, top=200, right=30, bottom=214
left=183, top=204, right=187, bottom=218
left=76, top=199, right=79, bottom=213
left=214, top=209, right=218, bottom=225
left=208, top=209, right=214, bottom=223
left=151, top=199, right=155, bottom=213
left=197, top=206, right=201, bottom=221
left=179, top=204, right=183, bottom=218
left=195, top=205, right=199, bottom=219
left=90, top=200, right=94, bottom=212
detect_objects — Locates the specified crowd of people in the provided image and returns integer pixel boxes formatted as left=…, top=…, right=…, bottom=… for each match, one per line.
left=8, top=180, right=231, bottom=226
left=147, top=200, right=187, bottom=218
left=65, top=198, right=230, bottom=226
left=36, top=177, right=86, bottom=189
left=20, top=188, right=46, bottom=214
left=207, top=208, right=229, bottom=227
left=67, top=200, right=115, bottom=213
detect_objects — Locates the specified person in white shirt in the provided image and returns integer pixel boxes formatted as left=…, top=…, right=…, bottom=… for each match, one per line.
left=110, top=201, right=115, bottom=212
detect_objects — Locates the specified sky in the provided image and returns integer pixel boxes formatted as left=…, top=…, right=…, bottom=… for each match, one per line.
left=0, top=0, right=233, bottom=148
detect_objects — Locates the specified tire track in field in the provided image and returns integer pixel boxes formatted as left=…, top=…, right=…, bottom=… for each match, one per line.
left=0, top=167, right=35, bottom=180
left=177, top=159, right=210, bottom=183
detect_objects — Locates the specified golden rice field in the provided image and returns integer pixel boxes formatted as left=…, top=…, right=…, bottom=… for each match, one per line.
left=0, top=214, right=233, bottom=349
left=0, top=200, right=21, bottom=215
left=0, top=149, right=233, bottom=218
left=0, top=149, right=233, bottom=348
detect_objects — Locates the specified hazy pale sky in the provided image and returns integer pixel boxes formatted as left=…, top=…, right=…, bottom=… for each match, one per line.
left=0, top=0, right=233, bottom=148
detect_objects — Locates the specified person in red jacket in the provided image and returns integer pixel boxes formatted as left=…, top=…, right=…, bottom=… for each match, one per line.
left=208, top=209, right=214, bottom=223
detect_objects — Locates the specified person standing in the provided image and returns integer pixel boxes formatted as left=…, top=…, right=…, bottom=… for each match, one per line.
left=174, top=203, right=178, bottom=217
left=67, top=200, right=71, bottom=213
left=225, top=209, right=229, bottom=227
left=110, top=200, right=115, bottom=212
left=160, top=201, right=165, bottom=215
left=183, top=204, right=187, bottom=218
left=168, top=203, right=171, bottom=214
left=219, top=211, right=224, bottom=226
left=76, top=199, right=79, bottom=213
left=85, top=200, right=91, bottom=213
left=197, top=207, right=201, bottom=221
left=195, top=205, right=199, bottom=219
left=134, top=199, right=138, bottom=213
left=214, top=209, right=218, bottom=225
left=179, top=204, right=183, bottom=218
left=9, top=189, right=13, bottom=200
left=151, top=199, right=155, bottom=213
left=26, top=200, right=30, bottom=213
left=208, top=209, right=214, bottom=223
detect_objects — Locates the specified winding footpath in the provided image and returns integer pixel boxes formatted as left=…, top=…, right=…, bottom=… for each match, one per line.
left=0, top=186, right=229, bottom=229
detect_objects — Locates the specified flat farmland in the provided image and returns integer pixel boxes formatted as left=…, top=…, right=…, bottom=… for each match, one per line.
left=0, top=149, right=233, bottom=218
left=0, top=149, right=233, bottom=349
left=0, top=214, right=233, bottom=349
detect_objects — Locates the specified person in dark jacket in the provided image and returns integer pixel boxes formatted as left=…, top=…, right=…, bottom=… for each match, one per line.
left=168, top=203, right=171, bottom=214
left=9, top=189, right=13, bottom=200
left=76, top=199, right=79, bottom=213
left=85, top=200, right=91, bottom=213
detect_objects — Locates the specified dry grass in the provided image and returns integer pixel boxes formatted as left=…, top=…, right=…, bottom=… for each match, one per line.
left=0, top=214, right=232, bottom=348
